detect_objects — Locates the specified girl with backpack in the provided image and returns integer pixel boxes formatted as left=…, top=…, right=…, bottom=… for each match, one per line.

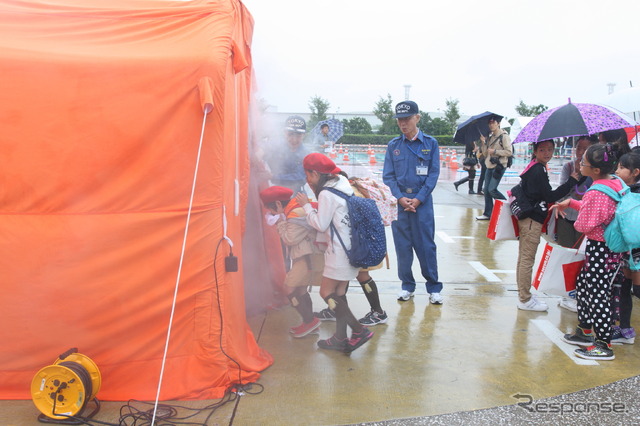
left=552, top=144, right=623, bottom=360
left=609, top=151, right=640, bottom=345
left=512, top=140, right=579, bottom=312
left=313, top=177, right=391, bottom=326
left=295, top=153, right=374, bottom=353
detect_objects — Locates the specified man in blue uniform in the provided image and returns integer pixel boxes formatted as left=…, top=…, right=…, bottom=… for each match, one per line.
left=383, top=101, right=443, bottom=304
left=264, top=115, right=310, bottom=193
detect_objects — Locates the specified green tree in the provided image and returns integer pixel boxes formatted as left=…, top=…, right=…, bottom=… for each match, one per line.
left=417, top=110, right=432, bottom=134
left=422, top=117, right=451, bottom=135
left=342, top=117, right=372, bottom=134
left=308, top=96, right=330, bottom=130
left=443, top=98, right=461, bottom=134
left=373, top=94, right=397, bottom=134
left=515, top=100, right=548, bottom=117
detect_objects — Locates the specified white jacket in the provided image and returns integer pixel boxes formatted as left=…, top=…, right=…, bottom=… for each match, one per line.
left=303, top=175, right=359, bottom=281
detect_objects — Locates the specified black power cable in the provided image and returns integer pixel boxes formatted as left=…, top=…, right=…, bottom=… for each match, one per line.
left=43, top=237, right=265, bottom=426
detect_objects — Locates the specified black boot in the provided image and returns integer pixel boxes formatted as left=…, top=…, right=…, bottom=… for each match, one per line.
left=468, top=179, right=475, bottom=194
left=453, top=177, right=468, bottom=191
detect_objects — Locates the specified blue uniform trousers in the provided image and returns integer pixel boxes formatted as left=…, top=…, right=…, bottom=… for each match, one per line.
left=392, top=196, right=442, bottom=294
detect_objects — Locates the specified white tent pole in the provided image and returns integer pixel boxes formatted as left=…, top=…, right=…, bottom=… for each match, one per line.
left=151, top=110, right=208, bottom=425
left=234, top=74, right=240, bottom=216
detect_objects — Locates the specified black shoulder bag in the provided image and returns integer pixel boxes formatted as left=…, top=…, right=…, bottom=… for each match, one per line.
left=509, top=182, right=535, bottom=219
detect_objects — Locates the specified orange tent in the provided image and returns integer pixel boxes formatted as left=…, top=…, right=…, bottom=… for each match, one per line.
left=0, top=0, right=273, bottom=400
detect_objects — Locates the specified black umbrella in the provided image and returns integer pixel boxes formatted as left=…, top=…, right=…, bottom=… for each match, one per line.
left=454, top=111, right=504, bottom=144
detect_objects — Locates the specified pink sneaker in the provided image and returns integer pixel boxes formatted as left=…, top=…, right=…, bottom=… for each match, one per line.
left=291, top=317, right=321, bottom=338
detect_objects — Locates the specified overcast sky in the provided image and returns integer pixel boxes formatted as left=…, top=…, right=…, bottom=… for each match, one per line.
left=242, top=0, right=639, bottom=119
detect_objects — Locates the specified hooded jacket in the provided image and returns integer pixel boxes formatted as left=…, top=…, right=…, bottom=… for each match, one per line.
left=519, top=160, right=577, bottom=223
left=569, top=177, right=624, bottom=242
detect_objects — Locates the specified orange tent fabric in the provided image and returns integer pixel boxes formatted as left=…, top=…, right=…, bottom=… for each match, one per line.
left=0, top=0, right=273, bottom=400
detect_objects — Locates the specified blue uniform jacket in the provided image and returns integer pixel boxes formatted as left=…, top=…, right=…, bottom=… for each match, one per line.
left=265, top=141, right=309, bottom=184
left=382, top=131, right=440, bottom=204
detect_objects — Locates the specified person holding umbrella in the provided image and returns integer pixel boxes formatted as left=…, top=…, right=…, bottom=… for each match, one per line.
left=311, top=119, right=344, bottom=153
left=454, top=111, right=504, bottom=196
left=476, top=115, right=513, bottom=220
left=311, top=123, right=332, bottom=152
left=383, top=100, right=443, bottom=305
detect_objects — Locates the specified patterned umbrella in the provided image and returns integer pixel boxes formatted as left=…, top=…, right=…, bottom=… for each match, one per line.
left=311, top=118, right=344, bottom=142
left=513, top=101, right=638, bottom=143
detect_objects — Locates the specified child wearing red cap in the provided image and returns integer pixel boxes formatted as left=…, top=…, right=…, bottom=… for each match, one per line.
left=295, top=153, right=374, bottom=352
left=314, top=179, right=390, bottom=326
left=260, top=185, right=325, bottom=338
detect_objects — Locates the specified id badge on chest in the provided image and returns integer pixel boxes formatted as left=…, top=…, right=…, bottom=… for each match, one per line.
left=416, top=165, right=429, bottom=175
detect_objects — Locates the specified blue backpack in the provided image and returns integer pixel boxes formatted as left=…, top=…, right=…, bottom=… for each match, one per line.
left=588, top=176, right=640, bottom=270
left=321, top=187, right=387, bottom=268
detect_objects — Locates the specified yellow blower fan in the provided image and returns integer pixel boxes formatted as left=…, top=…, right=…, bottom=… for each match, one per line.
left=31, top=348, right=102, bottom=423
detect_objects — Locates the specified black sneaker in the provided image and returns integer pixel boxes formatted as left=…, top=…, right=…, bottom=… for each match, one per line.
left=314, top=308, right=336, bottom=321
left=317, top=335, right=348, bottom=352
left=345, top=327, right=374, bottom=353
left=575, top=340, right=615, bottom=361
left=562, top=326, right=595, bottom=347
left=358, top=310, right=388, bottom=326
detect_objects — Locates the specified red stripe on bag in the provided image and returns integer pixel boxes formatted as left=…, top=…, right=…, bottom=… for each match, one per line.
left=532, top=243, right=554, bottom=289
left=511, top=215, right=519, bottom=238
left=486, top=199, right=503, bottom=240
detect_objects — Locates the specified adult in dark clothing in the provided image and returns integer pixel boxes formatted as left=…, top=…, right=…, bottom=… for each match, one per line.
left=515, top=140, right=579, bottom=311
left=476, top=143, right=486, bottom=195
left=453, top=138, right=478, bottom=194
left=264, top=115, right=310, bottom=193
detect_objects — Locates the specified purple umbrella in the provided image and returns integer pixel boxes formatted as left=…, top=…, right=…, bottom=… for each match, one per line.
left=512, top=101, right=638, bottom=143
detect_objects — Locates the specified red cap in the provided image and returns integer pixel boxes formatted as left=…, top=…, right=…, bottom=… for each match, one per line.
left=303, top=153, right=341, bottom=174
left=259, top=186, right=294, bottom=204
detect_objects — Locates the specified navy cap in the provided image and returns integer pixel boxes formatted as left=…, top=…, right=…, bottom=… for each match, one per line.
left=393, top=101, right=420, bottom=118
left=285, top=115, right=306, bottom=133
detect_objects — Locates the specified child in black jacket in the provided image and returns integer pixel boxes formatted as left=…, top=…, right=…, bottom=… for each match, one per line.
left=514, top=140, right=579, bottom=311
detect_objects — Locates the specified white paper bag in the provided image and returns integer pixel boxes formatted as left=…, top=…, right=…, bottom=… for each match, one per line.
left=532, top=242, right=585, bottom=297
left=487, top=199, right=519, bottom=241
